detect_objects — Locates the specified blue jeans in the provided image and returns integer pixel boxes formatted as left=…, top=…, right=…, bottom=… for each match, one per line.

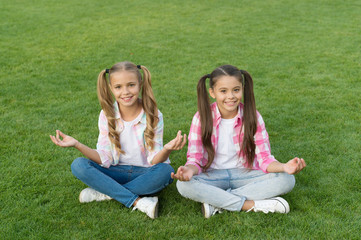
left=176, top=168, right=295, bottom=211
left=71, top=157, right=174, bottom=208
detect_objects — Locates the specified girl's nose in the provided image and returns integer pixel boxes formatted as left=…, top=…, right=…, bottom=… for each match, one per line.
left=123, top=87, right=130, bottom=94
left=227, top=92, right=235, bottom=98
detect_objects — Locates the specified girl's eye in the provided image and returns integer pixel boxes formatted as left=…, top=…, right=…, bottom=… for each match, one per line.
left=234, top=89, right=240, bottom=92
left=220, top=90, right=226, bottom=93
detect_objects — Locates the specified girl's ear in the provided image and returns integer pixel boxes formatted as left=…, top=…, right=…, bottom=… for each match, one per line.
left=209, top=88, right=215, bottom=99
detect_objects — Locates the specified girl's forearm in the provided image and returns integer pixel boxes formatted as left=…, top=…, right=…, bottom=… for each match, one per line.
left=74, top=141, right=102, bottom=164
left=151, top=147, right=172, bottom=165
left=266, top=161, right=285, bottom=173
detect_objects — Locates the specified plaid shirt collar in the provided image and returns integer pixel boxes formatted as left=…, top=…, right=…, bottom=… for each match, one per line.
left=113, top=101, right=146, bottom=127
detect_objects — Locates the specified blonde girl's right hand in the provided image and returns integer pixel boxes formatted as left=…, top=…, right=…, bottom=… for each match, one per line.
left=50, top=130, right=78, bottom=148
left=171, top=166, right=194, bottom=181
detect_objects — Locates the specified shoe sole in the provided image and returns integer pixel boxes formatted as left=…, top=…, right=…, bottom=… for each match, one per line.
left=153, top=201, right=159, bottom=219
left=201, top=203, right=210, bottom=218
left=272, top=197, right=290, bottom=213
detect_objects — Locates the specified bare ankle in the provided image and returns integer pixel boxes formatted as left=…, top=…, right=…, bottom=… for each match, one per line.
left=242, top=200, right=255, bottom=211
left=133, top=197, right=141, bottom=207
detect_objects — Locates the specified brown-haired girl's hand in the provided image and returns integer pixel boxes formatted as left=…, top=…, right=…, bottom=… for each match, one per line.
left=171, top=166, right=196, bottom=181
left=50, top=130, right=79, bottom=148
left=164, top=130, right=187, bottom=151
left=283, top=157, right=306, bottom=174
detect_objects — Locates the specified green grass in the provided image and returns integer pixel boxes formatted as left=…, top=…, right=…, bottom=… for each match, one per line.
left=1, top=0, right=360, bottom=239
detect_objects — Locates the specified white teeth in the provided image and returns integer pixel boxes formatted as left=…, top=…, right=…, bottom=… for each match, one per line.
left=121, top=96, right=132, bottom=101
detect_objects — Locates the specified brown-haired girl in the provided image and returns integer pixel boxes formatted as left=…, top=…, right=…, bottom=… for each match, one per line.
left=50, top=61, right=186, bottom=219
left=172, top=65, right=306, bottom=218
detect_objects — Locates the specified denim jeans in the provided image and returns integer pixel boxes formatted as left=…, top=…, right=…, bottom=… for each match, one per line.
left=176, top=168, right=295, bottom=212
left=71, top=157, right=174, bottom=208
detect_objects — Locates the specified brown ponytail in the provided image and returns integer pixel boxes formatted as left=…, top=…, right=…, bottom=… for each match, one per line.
left=197, top=74, right=215, bottom=170
left=97, top=61, right=158, bottom=155
left=240, top=70, right=257, bottom=168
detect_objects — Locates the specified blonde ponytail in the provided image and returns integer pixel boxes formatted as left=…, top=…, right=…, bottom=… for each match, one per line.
left=97, top=69, right=124, bottom=154
left=139, top=65, right=158, bottom=150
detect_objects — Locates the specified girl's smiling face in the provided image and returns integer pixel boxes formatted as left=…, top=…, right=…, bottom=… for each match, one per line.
left=209, top=75, right=243, bottom=119
left=109, top=71, right=141, bottom=109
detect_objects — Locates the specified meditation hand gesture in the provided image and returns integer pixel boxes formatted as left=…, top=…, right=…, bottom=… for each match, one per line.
left=164, top=130, right=187, bottom=151
left=171, top=166, right=196, bottom=181
left=50, top=130, right=78, bottom=148
left=283, top=157, right=306, bottom=175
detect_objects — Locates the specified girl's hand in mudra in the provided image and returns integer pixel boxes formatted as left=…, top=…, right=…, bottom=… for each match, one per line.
left=171, top=166, right=195, bottom=181
left=283, top=157, right=306, bottom=174
left=50, top=130, right=78, bottom=148
left=164, top=130, right=187, bottom=151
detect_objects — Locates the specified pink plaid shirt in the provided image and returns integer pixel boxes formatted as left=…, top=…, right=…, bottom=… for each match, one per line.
left=186, top=102, right=277, bottom=174
left=96, top=102, right=169, bottom=168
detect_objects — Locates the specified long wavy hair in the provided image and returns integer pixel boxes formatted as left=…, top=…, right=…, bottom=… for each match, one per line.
left=197, top=65, right=257, bottom=170
left=97, top=61, right=158, bottom=154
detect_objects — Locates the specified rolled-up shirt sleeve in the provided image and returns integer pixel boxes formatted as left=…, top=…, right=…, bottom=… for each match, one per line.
left=185, top=112, right=204, bottom=175
left=254, top=112, right=277, bottom=172
left=95, top=110, right=114, bottom=168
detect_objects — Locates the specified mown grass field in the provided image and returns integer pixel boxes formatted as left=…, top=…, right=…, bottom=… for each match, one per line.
left=1, top=0, right=360, bottom=239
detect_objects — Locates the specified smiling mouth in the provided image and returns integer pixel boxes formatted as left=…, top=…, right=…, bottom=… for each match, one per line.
left=225, top=101, right=237, bottom=106
left=121, top=96, right=133, bottom=102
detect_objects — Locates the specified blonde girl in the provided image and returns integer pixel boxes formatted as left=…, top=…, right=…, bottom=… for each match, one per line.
left=50, top=61, right=186, bottom=219
left=172, top=65, right=306, bottom=218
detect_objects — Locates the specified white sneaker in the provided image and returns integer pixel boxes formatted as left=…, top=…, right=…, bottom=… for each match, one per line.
left=79, top=188, right=112, bottom=203
left=132, top=197, right=159, bottom=219
left=202, top=203, right=222, bottom=218
left=248, top=197, right=290, bottom=214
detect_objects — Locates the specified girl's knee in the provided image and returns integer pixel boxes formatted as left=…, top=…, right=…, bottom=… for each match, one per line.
left=279, top=173, right=296, bottom=193
left=70, top=157, right=90, bottom=177
left=176, top=180, right=191, bottom=197
left=158, top=162, right=175, bottom=173
left=151, top=163, right=174, bottom=184
left=153, top=163, right=174, bottom=176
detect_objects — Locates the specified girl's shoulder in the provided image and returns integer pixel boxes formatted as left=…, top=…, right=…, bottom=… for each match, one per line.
left=210, top=102, right=218, bottom=111
left=98, top=109, right=106, bottom=120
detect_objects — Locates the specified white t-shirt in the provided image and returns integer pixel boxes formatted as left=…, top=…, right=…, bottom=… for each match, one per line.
left=210, top=116, right=244, bottom=170
left=118, top=118, right=149, bottom=167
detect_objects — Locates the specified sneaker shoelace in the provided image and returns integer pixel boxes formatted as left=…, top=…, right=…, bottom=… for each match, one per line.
left=213, top=208, right=222, bottom=215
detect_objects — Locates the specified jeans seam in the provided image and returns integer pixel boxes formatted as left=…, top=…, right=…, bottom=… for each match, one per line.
left=126, top=195, right=139, bottom=208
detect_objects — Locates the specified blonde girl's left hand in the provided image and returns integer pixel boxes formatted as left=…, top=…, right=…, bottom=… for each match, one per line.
left=164, top=130, right=187, bottom=151
left=283, top=157, right=306, bottom=174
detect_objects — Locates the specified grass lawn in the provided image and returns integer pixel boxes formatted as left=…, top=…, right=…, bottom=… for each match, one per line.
left=1, top=0, right=360, bottom=239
